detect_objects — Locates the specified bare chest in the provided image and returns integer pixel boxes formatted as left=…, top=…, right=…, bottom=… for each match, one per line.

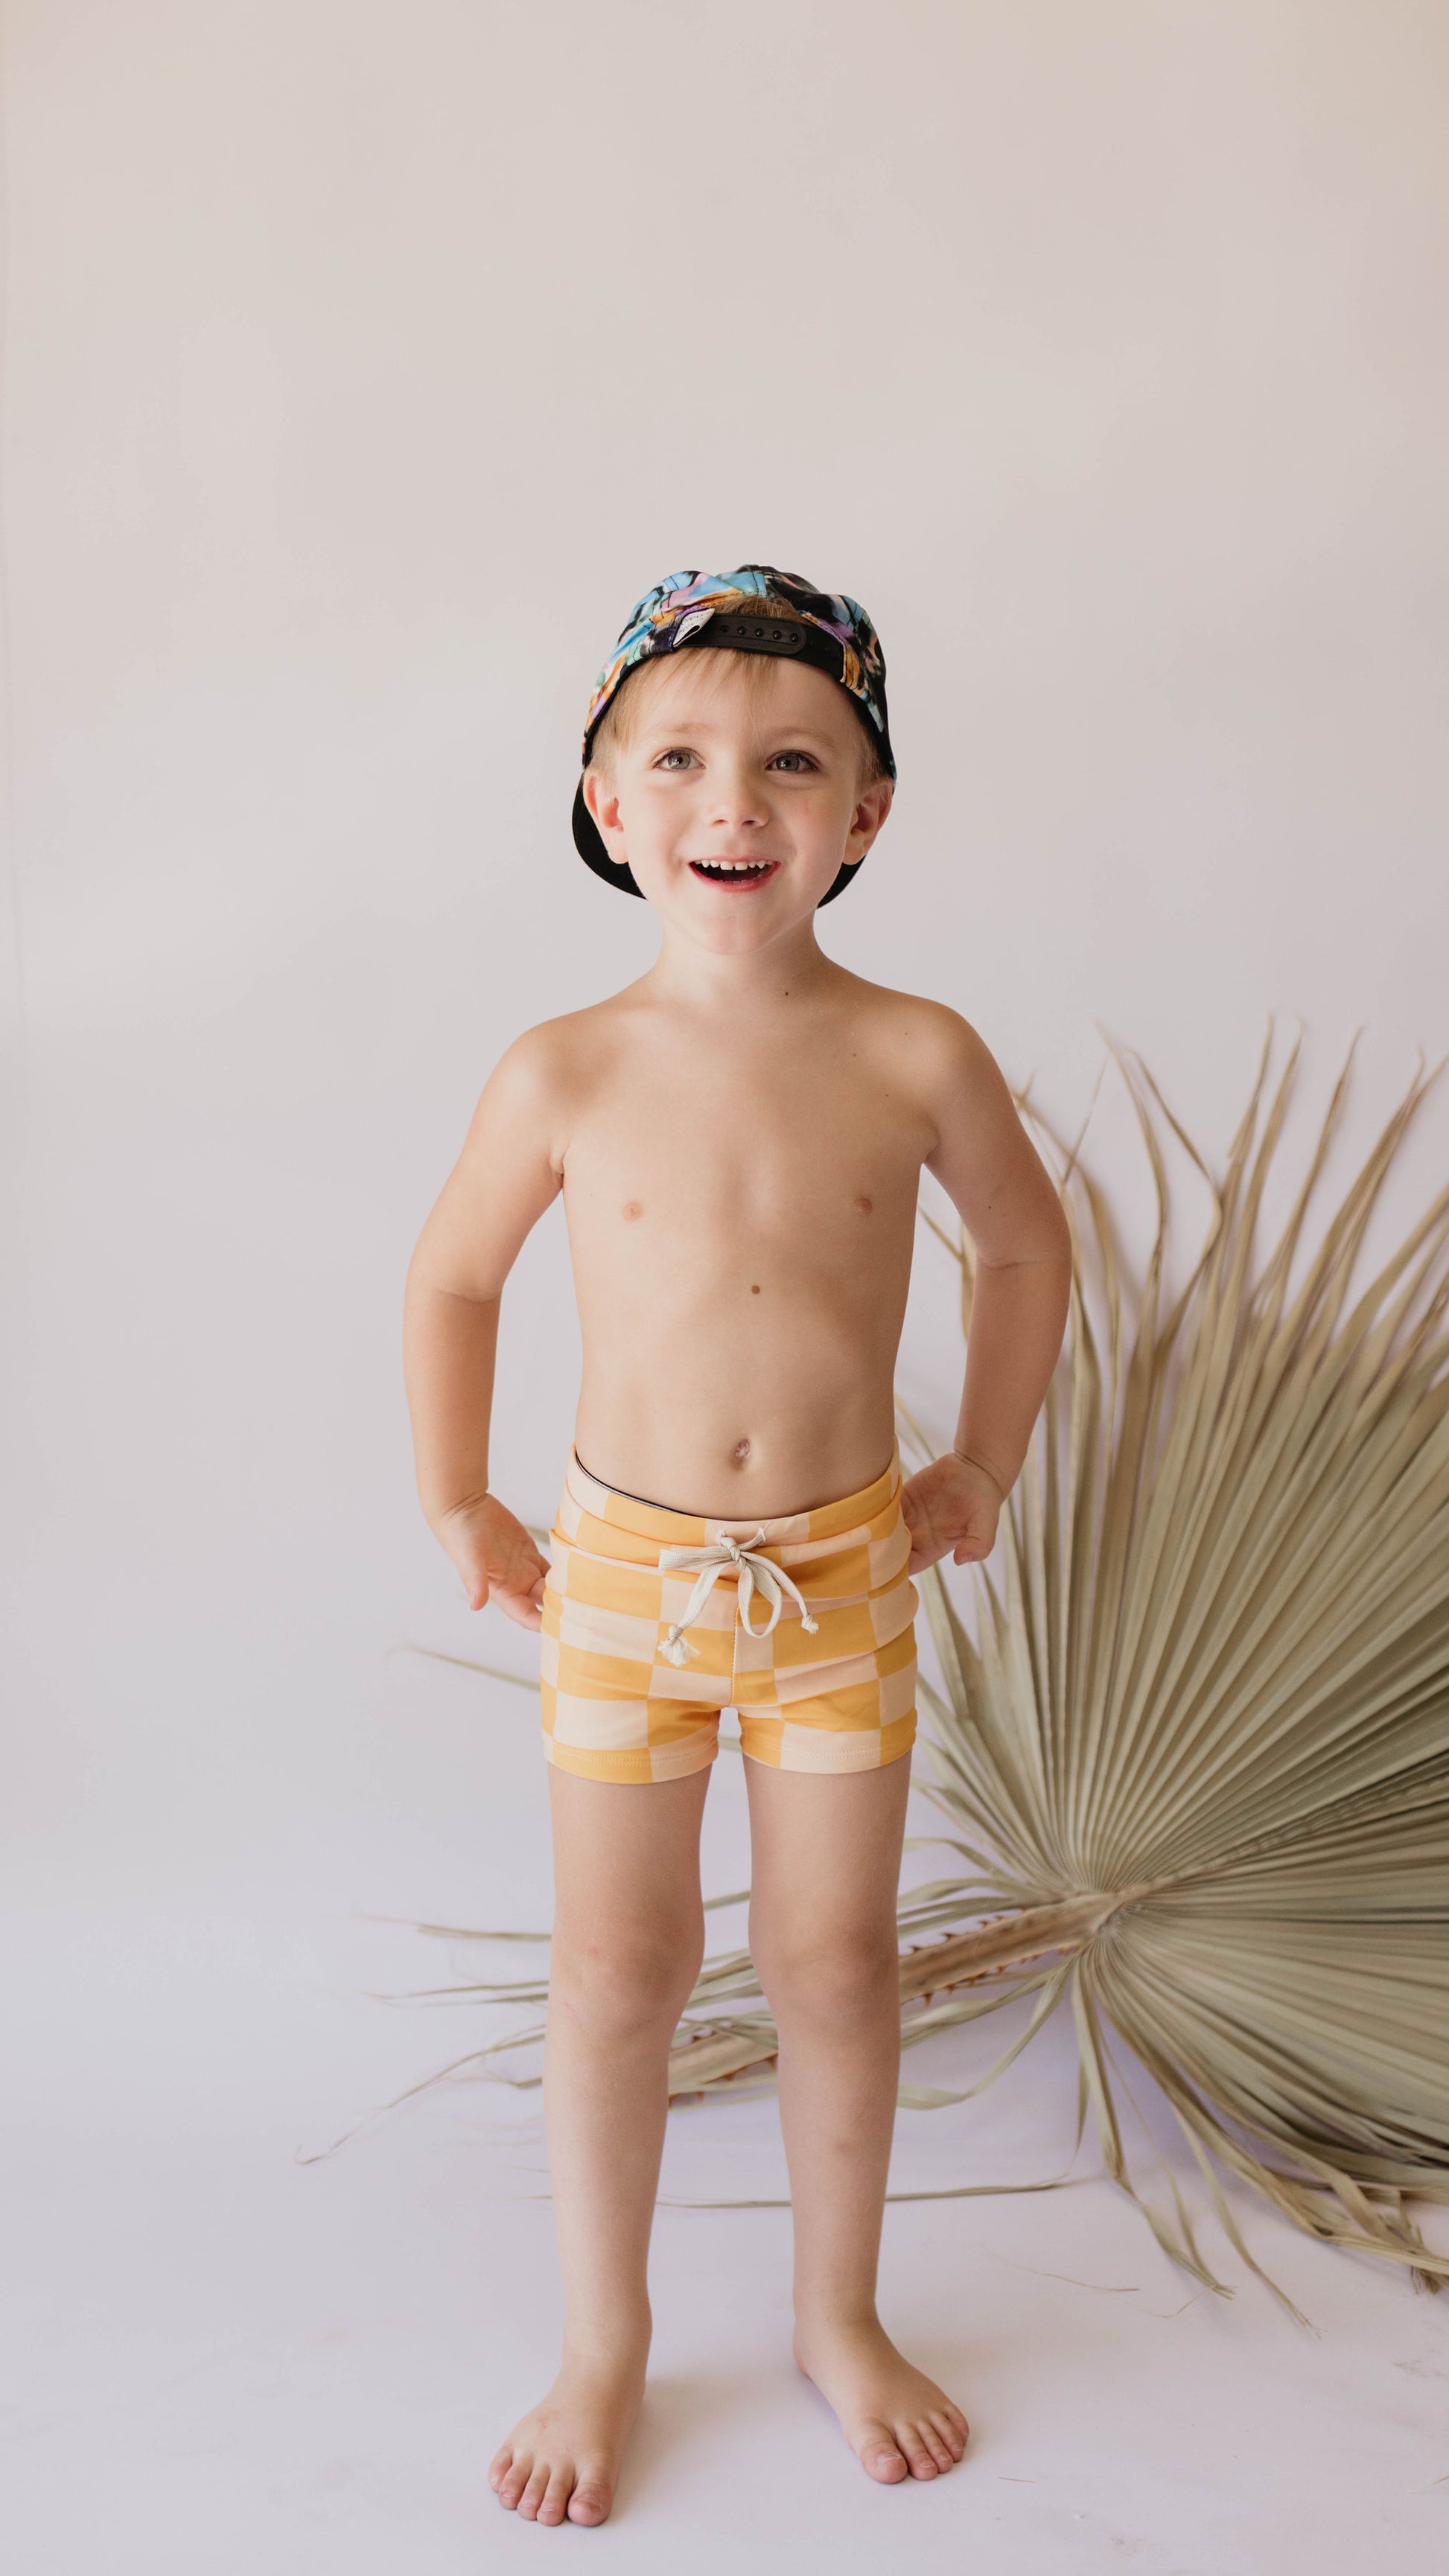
left=561, top=1042, right=934, bottom=1273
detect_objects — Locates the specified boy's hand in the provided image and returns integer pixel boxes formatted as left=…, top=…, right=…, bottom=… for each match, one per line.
left=433, top=1493, right=550, bottom=1630
left=900, top=1453, right=1004, bottom=1573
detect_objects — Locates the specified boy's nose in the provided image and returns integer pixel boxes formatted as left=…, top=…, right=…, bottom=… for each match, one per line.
left=706, top=762, right=770, bottom=830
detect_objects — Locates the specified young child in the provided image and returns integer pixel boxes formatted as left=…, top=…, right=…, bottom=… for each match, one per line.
left=404, top=566, right=1071, bottom=2528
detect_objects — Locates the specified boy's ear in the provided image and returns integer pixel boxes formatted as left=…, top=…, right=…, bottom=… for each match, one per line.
left=584, top=768, right=632, bottom=867
left=845, top=776, right=894, bottom=864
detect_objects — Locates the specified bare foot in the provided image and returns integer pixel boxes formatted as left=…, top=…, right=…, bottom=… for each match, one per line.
left=794, top=2316, right=969, bottom=2484
left=488, top=2338, right=647, bottom=2528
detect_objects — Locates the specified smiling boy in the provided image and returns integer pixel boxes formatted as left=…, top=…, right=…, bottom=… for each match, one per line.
left=404, top=567, right=1071, bottom=2527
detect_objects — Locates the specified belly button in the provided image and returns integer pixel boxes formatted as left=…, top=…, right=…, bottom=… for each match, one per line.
left=732, top=1438, right=751, bottom=1462
left=622, top=1200, right=643, bottom=1220
left=854, top=1195, right=873, bottom=1215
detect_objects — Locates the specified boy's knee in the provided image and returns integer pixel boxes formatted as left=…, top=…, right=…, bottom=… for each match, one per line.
left=751, top=1921, right=899, bottom=2023
left=552, top=1920, right=702, bottom=2039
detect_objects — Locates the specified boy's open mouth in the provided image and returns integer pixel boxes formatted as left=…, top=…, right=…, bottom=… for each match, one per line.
left=688, top=858, right=780, bottom=888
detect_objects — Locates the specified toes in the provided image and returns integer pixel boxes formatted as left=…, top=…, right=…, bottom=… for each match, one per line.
left=486, top=2445, right=512, bottom=2496
left=567, top=2470, right=614, bottom=2527
left=932, top=2406, right=969, bottom=2460
left=516, top=2461, right=552, bottom=2521
left=897, top=2426, right=940, bottom=2480
left=917, top=2417, right=956, bottom=2473
left=536, top=2464, right=573, bottom=2528
left=494, top=2449, right=532, bottom=2510
left=859, top=2421, right=909, bottom=2484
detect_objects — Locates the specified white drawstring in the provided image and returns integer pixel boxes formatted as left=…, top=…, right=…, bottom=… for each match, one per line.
left=657, top=1528, right=820, bottom=1668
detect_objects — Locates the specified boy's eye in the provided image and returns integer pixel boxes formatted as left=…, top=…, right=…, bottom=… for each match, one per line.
left=651, top=746, right=818, bottom=774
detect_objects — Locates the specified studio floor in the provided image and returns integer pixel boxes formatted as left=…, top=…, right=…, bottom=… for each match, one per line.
left=7, top=2111, right=1449, bottom=2576
left=7, top=1658, right=1448, bottom=2576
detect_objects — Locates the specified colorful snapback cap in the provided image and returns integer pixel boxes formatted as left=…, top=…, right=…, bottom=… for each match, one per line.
left=572, top=565, right=894, bottom=906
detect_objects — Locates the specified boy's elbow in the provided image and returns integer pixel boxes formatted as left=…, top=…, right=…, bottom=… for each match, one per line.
left=1015, top=1193, right=1071, bottom=1279
left=1050, top=1196, right=1073, bottom=1272
left=1048, top=1208, right=1073, bottom=1310
left=404, top=1242, right=448, bottom=1314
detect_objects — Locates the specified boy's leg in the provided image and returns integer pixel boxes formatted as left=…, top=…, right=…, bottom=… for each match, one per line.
left=745, top=1756, right=969, bottom=2484
left=489, top=1764, right=710, bottom=2527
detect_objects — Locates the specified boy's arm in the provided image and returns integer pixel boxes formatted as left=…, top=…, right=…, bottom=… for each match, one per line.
left=902, top=1015, right=1072, bottom=1574
left=404, top=1031, right=567, bottom=1630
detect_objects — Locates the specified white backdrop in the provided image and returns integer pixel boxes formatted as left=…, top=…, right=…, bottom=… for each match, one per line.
left=5, top=7, right=1449, bottom=2571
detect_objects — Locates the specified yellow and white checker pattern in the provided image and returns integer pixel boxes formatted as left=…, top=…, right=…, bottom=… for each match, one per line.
left=540, top=1448, right=918, bottom=1783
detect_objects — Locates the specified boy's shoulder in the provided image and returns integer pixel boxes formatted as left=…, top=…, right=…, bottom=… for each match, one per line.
left=484, top=987, right=646, bottom=1115
left=489, top=996, right=615, bottom=1085
left=835, top=972, right=996, bottom=1083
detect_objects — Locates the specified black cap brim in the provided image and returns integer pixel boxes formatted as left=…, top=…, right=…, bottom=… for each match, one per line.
left=573, top=777, right=646, bottom=897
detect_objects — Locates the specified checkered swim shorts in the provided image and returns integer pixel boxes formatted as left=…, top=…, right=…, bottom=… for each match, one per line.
left=539, top=1448, right=918, bottom=1784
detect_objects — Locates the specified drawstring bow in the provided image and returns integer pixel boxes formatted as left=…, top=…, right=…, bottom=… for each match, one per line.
left=657, top=1528, right=820, bottom=1668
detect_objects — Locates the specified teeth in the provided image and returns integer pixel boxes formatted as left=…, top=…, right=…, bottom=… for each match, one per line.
left=695, top=860, right=771, bottom=876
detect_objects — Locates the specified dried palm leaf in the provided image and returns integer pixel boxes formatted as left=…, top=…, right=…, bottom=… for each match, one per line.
left=400, top=1038, right=1449, bottom=2304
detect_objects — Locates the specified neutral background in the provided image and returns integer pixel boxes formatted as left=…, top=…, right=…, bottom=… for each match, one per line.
left=4, top=4, right=1449, bottom=2569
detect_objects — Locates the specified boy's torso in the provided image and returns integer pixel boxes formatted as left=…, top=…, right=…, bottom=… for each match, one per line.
left=544, top=967, right=952, bottom=1519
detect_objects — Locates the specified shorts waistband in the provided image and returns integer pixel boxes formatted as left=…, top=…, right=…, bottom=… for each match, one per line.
left=562, top=1444, right=902, bottom=1550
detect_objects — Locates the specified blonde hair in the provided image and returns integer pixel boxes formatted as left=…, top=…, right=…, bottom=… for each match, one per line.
left=588, top=639, right=888, bottom=789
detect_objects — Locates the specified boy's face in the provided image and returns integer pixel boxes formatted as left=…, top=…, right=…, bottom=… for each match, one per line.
left=583, top=654, right=893, bottom=953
